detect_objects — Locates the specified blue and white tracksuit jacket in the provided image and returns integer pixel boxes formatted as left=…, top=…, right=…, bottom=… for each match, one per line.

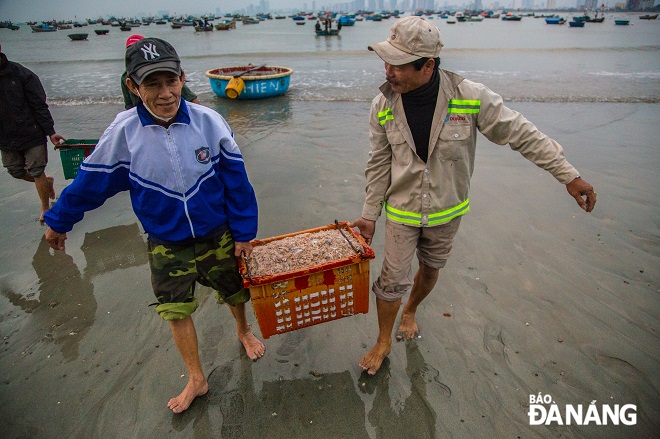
left=44, top=100, right=258, bottom=243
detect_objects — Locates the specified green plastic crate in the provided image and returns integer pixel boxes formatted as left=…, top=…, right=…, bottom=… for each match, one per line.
left=58, top=139, right=97, bottom=179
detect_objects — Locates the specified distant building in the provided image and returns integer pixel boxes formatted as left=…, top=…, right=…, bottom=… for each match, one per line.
left=412, top=0, right=434, bottom=10
left=584, top=0, right=599, bottom=8
left=547, top=0, right=557, bottom=9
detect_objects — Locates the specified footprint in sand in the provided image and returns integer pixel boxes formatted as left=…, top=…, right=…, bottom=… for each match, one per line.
left=275, top=330, right=305, bottom=357
left=422, top=364, right=452, bottom=397
left=483, top=323, right=508, bottom=363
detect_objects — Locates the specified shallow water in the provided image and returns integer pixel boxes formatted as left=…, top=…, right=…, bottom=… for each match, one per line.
left=1, top=14, right=659, bottom=104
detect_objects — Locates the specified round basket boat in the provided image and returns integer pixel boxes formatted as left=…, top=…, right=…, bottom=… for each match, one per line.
left=205, top=66, right=293, bottom=100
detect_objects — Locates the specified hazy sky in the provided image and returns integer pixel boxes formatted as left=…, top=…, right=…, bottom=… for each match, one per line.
left=0, top=0, right=623, bottom=22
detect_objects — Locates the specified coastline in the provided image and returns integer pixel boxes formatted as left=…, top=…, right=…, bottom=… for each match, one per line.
left=0, top=100, right=658, bottom=438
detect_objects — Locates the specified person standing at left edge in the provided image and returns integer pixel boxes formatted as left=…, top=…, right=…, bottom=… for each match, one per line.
left=43, top=38, right=265, bottom=413
left=0, top=44, right=65, bottom=222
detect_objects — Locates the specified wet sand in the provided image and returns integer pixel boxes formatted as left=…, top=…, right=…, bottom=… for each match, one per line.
left=1, top=101, right=658, bottom=438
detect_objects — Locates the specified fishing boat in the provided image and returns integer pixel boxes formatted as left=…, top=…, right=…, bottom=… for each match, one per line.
left=68, top=33, right=88, bottom=40
left=614, top=19, right=630, bottom=25
left=206, top=65, right=293, bottom=100
left=214, top=20, right=236, bottom=30
left=315, top=29, right=340, bottom=36
left=194, top=25, right=213, bottom=31
left=545, top=17, right=566, bottom=24
left=94, top=29, right=109, bottom=35
left=569, top=20, right=585, bottom=27
left=31, top=24, right=57, bottom=32
left=242, top=17, right=260, bottom=24
left=171, top=23, right=182, bottom=29
left=586, top=13, right=605, bottom=22
left=337, top=16, right=356, bottom=26
left=639, top=14, right=658, bottom=19
left=501, top=13, right=522, bottom=21
left=8, top=24, right=20, bottom=30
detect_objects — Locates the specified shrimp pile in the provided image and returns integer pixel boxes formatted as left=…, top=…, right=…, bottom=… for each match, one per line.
left=246, top=229, right=364, bottom=277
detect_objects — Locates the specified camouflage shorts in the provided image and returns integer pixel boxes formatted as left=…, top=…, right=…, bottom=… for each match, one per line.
left=147, top=229, right=250, bottom=321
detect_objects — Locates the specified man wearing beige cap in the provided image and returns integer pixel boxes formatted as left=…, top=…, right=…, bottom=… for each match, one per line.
left=351, top=16, right=596, bottom=375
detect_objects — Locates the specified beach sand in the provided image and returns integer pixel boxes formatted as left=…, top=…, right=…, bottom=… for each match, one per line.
left=0, top=101, right=658, bottom=438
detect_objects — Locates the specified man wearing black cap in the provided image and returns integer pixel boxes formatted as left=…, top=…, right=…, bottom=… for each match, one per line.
left=0, top=44, right=66, bottom=222
left=120, top=34, right=199, bottom=110
left=351, top=17, right=597, bottom=375
left=42, top=38, right=264, bottom=413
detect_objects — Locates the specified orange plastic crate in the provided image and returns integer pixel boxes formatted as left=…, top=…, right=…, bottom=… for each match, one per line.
left=239, top=222, right=375, bottom=339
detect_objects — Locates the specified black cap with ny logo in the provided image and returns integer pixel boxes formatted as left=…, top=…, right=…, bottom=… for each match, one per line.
left=125, top=37, right=182, bottom=85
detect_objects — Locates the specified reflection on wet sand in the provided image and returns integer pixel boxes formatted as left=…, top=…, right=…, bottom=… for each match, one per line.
left=170, top=339, right=449, bottom=437
left=2, top=236, right=97, bottom=362
left=1, top=223, right=147, bottom=363
left=360, top=343, right=452, bottom=438
left=80, top=223, right=147, bottom=280
left=173, top=357, right=370, bottom=438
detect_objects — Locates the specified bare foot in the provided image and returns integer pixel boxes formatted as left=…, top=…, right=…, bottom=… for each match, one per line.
left=359, top=341, right=391, bottom=375
left=395, top=311, right=420, bottom=341
left=39, top=210, right=46, bottom=223
left=238, top=329, right=265, bottom=360
left=47, top=176, right=56, bottom=199
left=167, top=377, right=208, bottom=414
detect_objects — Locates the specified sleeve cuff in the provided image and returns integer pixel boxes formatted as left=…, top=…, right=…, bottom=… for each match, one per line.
left=557, top=169, right=581, bottom=185
left=361, top=202, right=382, bottom=221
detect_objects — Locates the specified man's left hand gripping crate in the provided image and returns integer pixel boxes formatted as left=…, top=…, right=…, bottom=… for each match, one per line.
left=238, top=222, right=375, bottom=339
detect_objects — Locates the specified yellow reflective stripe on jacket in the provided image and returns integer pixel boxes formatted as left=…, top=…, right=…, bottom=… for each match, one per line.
left=378, top=108, right=394, bottom=125
left=384, top=199, right=470, bottom=226
left=447, top=99, right=480, bottom=114
left=428, top=199, right=470, bottom=225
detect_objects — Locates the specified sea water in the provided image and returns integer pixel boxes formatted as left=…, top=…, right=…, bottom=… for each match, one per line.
left=1, top=14, right=660, bottom=439
left=1, top=14, right=658, bottom=106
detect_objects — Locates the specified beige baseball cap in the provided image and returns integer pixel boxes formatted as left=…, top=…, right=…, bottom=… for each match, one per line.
left=368, top=16, right=443, bottom=65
